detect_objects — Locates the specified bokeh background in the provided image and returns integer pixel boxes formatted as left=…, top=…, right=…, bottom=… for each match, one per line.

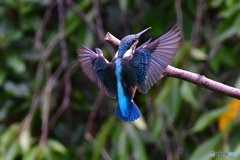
left=1, top=0, right=240, bottom=159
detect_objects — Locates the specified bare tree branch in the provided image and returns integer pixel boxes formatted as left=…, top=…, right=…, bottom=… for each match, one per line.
left=104, top=32, right=240, bottom=100
left=191, top=0, right=204, bottom=46
left=49, top=0, right=72, bottom=129
left=174, top=0, right=183, bottom=38
left=163, top=66, right=240, bottom=99
left=33, top=1, right=57, bottom=50
left=68, top=0, right=115, bottom=55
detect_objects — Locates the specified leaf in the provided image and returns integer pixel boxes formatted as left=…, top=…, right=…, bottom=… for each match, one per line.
left=6, top=55, right=26, bottom=74
left=168, top=80, right=181, bottom=121
left=4, top=141, right=20, bottom=160
left=22, top=147, right=38, bottom=160
left=210, top=0, right=223, bottom=7
left=219, top=2, right=240, bottom=18
left=189, top=133, right=222, bottom=160
left=151, top=116, right=163, bottom=138
left=234, top=75, right=240, bottom=89
left=0, top=124, right=20, bottom=149
left=5, top=0, right=18, bottom=7
left=180, top=82, right=198, bottom=109
left=83, top=28, right=94, bottom=47
left=191, top=107, right=228, bottom=133
left=233, top=13, right=240, bottom=35
left=0, top=69, right=6, bottom=86
left=92, top=116, right=115, bottom=160
left=19, top=4, right=34, bottom=15
left=42, top=145, right=52, bottom=160
left=132, top=116, right=147, bottom=130
left=218, top=100, right=240, bottom=131
left=233, top=144, right=240, bottom=157
left=117, top=129, right=128, bottom=160
left=214, top=27, right=236, bottom=43
left=127, top=123, right=147, bottom=160
left=154, top=79, right=172, bottom=106
left=48, top=139, right=67, bottom=154
left=0, top=106, right=8, bottom=121
left=3, top=81, right=30, bottom=97
left=19, top=129, right=31, bottom=153
left=118, top=0, right=128, bottom=13
left=190, top=48, right=208, bottom=61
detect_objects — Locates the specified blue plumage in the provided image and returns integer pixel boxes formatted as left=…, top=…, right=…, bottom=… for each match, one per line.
left=114, top=58, right=141, bottom=121
left=78, top=25, right=181, bottom=122
left=115, top=58, right=129, bottom=117
left=115, top=101, right=141, bottom=122
left=131, top=49, right=151, bottom=92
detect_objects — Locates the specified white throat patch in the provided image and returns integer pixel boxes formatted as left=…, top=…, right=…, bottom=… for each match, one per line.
left=123, top=48, right=133, bottom=58
left=114, top=48, right=133, bottom=58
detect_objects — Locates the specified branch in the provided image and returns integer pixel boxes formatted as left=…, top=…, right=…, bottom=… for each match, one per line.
left=104, top=32, right=240, bottom=100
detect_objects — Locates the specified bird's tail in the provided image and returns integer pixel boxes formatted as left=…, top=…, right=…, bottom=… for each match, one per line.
left=114, top=101, right=141, bottom=122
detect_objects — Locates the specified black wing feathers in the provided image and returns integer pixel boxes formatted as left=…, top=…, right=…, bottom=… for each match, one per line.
left=77, top=46, right=116, bottom=98
left=130, top=49, right=151, bottom=92
left=131, top=25, right=181, bottom=92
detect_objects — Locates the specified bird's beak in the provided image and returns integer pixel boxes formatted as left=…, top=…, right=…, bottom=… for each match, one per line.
left=130, top=40, right=138, bottom=49
left=130, top=27, right=151, bottom=56
left=135, top=27, right=151, bottom=38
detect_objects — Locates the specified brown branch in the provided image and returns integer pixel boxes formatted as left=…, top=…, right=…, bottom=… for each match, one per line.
left=104, top=33, right=240, bottom=100
left=21, top=33, right=63, bottom=142
left=104, top=32, right=121, bottom=46
left=191, top=0, right=204, bottom=46
left=174, top=0, right=183, bottom=38
left=33, top=1, right=56, bottom=50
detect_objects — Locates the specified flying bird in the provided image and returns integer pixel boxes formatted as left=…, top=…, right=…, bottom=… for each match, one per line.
left=77, top=25, right=181, bottom=122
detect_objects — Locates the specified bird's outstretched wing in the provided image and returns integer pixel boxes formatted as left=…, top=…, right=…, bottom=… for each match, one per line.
left=129, top=49, right=152, bottom=93
left=131, top=25, right=181, bottom=93
left=77, top=46, right=117, bottom=98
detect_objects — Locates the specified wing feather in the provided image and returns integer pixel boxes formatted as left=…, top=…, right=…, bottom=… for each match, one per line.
left=77, top=46, right=116, bottom=98
left=138, top=25, right=181, bottom=92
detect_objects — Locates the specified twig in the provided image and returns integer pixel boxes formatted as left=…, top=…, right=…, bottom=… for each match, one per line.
left=145, top=92, right=153, bottom=124
left=161, top=122, right=173, bottom=160
left=191, top=0, right=203, bottom=46
left=174, top=0, right=183, bottom=37
left=104, top=32, right=240, bottom=99
left=77, top=92, right=111, bottom=160
left=33, top=1, right=57, bottom=50
left=39, top=62, right=66, bottom=147
left=85, top=133, right=112, bottom=160
left=84, top=91, right=104, bottom=138
left=39, top=0, right=72, bottom=146
left=21, top=33, right=63, bottom=140
left=49, top=0, right=73, bottom=128
left=68, top=0, right=115, bottom=56
left=68, top=0, right=95, bottom=32
left=164, top=66, right=240, bottom=99
left=104, top=32, right=121, bottom=46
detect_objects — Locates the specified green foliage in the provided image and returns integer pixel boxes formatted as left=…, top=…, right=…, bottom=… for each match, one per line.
left=189, top=133, right=222, bottom=160
left=191, top=107, right=228, bottom=133
left=1, top=0, right=240, bottom=159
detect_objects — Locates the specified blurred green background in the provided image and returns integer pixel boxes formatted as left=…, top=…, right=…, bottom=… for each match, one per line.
left=1, top=0, right=240, bottom=159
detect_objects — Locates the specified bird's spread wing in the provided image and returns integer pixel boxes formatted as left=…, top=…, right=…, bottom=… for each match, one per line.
left=129, top=49, right=152, bottom=93
left=131, top=25, right=181, bottom=93
left=77, top=46, right=117, bottom=98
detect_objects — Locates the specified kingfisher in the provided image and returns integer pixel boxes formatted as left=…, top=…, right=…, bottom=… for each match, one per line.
left=77, top=25, right=181, bottom=122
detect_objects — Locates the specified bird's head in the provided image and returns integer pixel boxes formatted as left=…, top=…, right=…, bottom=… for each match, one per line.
left=117, top=27, right=151, bottom=58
